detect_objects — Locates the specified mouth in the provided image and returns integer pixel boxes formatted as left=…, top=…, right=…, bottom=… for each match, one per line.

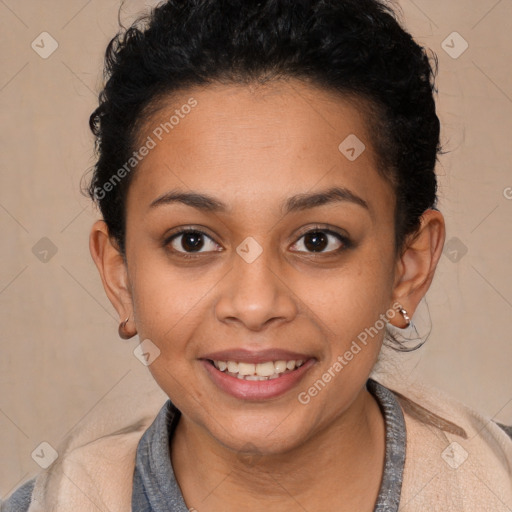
left=208, top=358, right=305, bottom=380
left=200, top=351, right=315, bottom=400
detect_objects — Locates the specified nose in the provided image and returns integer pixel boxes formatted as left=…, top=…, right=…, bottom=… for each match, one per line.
left=214, top=243, right=298, bottom=332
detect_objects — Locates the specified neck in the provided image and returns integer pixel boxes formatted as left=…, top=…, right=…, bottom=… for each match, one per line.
left=171, top=385, right=386, bottom=512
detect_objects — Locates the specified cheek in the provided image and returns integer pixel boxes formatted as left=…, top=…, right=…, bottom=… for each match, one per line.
left=291, top=258, right=394, bottom=414
left=129, top=259, right=209, bottom=406
left=296, top=251, right=394, bottom=331
left=127, top=251, right=210, bottom=354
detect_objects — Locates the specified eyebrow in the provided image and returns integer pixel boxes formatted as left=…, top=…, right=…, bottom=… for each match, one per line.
left=148, top=186, right=369, bottom=215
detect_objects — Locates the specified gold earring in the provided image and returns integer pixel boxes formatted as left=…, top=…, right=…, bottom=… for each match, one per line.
left=118, top=316, right=137, bottom=339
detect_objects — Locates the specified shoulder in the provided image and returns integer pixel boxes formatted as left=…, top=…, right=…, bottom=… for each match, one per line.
left=2, top=477, right=36, bottom=512
left=391, top=380, right=512, bottom=449
left=371, top=371, right=512, bottom=449
left=377, top=377, right=512, bottom=511
left=2, top=392, right=169, bottom=512
left=386, top=377, right=512, bottom=462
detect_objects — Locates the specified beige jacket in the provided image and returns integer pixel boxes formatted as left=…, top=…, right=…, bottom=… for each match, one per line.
left=24, top=375, right=512, bottom=512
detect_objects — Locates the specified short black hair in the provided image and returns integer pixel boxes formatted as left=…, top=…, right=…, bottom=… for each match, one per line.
left=87, top=0, right=440, bottom=257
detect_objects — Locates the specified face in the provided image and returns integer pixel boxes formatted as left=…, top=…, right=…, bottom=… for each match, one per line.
left=122, top=80, right=399, bottom=454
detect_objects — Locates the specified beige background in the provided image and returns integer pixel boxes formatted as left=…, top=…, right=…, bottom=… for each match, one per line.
left=1, top=0, right=511, bottom=499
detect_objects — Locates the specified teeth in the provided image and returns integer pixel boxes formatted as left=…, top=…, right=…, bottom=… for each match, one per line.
left=227, top=361, right=239, bottom=373
left=212, top=358, right=306, bottom=379
left=255, top=361, right=275, bottom=377
left=236, top=374, right=271, bottom=381
left=238, top=362, right=256, bottom=376
left=274, top=360, right=287, bottom=373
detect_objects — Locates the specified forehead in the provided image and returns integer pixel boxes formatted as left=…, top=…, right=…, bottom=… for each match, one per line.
left=127, top=80, right=393, bottom=217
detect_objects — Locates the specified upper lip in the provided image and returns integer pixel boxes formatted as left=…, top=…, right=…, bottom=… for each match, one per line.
left=201, top=348, right=313, bottom=364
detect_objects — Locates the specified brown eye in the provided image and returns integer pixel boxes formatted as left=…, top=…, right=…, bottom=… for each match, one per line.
left=166, top=229, right=221, bottom=255
left=291, top=229, right=348, bottom=254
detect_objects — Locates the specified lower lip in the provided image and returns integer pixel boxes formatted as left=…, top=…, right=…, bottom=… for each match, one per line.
left=201, top=359, right=315, bottom=401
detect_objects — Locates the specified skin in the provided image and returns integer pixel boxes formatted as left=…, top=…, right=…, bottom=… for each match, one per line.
left=90, top=79, right=445, bottom=511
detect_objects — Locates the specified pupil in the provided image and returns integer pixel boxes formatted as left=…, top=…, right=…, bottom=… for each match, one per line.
left=305, top=231, right=327, bottom=252
left=182, top=232, right=204, bottom=252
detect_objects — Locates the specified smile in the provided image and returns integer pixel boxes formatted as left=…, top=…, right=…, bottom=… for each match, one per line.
left=202, top=355, right=314, bottom=400
left=211, top=359, right=305, bottom=380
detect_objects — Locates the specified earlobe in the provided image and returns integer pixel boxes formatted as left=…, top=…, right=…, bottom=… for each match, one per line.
left=89, top=220, right=137, bottom=338
left=390, top=209, right=445, bottom=324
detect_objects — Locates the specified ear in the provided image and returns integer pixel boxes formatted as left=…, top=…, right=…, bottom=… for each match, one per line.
left=390, top=209, right=445, bottom=326
left=89, top=220, right=134, bottom=329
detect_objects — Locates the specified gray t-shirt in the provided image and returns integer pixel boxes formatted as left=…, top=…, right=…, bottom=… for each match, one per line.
left=4, top=379, right=511, bottom=511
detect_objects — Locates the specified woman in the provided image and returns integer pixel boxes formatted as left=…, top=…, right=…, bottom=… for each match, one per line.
left=5, top=0, right=511, bottom=510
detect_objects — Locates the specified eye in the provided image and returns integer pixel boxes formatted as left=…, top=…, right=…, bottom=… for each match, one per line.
left=165, top=229, right=221, bottom=257
left=164, top=225, right=350, bottom=259
left=291, top=227, right=350, bottom=254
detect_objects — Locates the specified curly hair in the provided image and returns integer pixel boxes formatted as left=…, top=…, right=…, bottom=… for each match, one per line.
left=87, top=0, right=440, bottom=258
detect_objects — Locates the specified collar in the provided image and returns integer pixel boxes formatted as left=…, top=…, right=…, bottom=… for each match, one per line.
left=132, top=378, right=407, bottom=511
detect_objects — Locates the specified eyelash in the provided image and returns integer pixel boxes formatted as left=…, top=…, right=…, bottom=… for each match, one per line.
left=163, top=224, right=352, bottom=260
